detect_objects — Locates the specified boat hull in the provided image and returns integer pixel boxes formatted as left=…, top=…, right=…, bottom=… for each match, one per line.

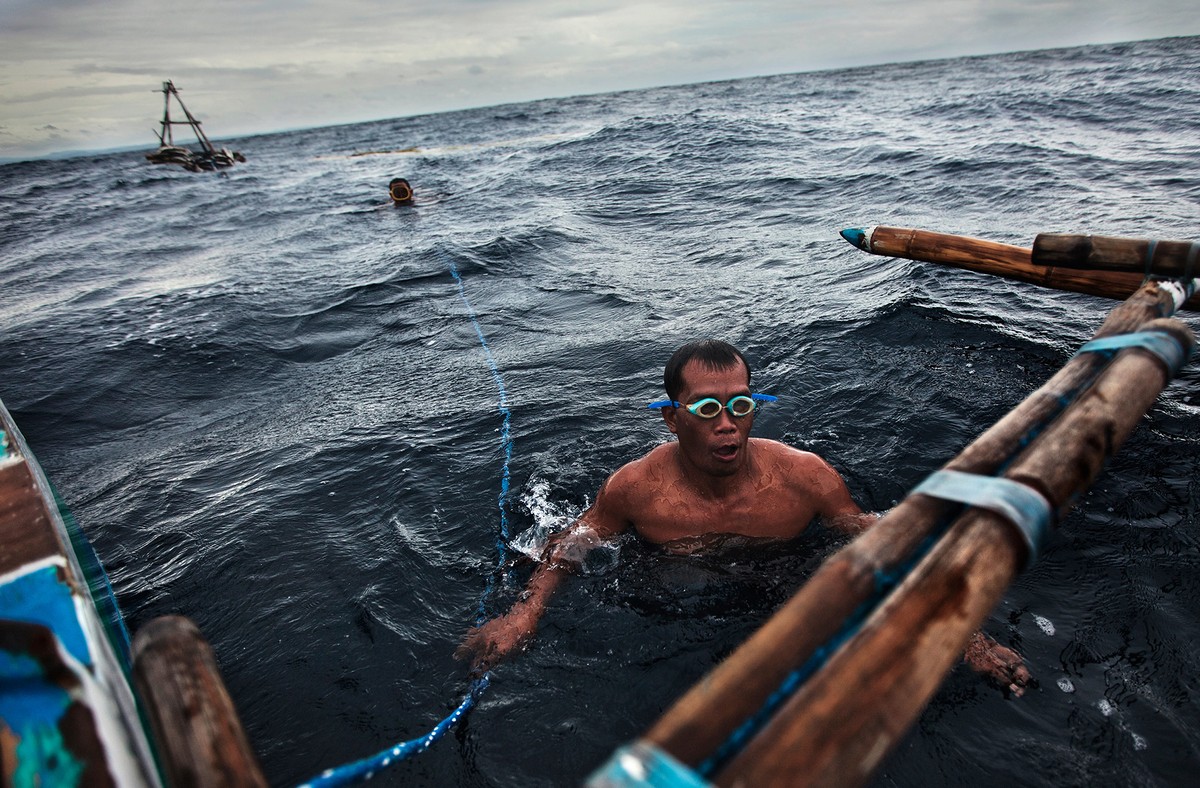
left=1, top=400, right=162, bottom=786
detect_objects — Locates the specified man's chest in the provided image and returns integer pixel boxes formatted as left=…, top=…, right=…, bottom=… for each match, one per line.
left=632, top=486, right=816, bottom=543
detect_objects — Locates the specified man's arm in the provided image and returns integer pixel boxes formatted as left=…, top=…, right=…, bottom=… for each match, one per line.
left=803, top=452, right=876, bottom=535
left=453, top=525, right=591, bottom=672
left=455, top=472, right=632, bottom=672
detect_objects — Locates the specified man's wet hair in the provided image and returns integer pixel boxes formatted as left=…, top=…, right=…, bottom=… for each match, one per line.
left=663, top=339, right=751, bottom=401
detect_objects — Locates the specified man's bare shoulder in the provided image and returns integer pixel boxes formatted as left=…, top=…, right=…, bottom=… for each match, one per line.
left=582, top=444, right=679, bottom=539
left=750, top=438, right=866, bottom=527
left=750, top=438, right=834, bottom=471
left=608, top=443, right=678, bottom=490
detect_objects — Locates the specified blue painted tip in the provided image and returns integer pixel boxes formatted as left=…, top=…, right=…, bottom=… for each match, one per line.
left=840, top=227, right=868, bottom=249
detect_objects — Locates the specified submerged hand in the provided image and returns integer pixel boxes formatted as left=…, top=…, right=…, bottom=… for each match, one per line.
left=456, top=553, right=573, bottom=673
left=963, top=631, right=1033, bottom=696
left=455, top=607, right=539, bottom=673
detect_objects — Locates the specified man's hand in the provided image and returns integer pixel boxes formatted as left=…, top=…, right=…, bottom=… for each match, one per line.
left=454, top=531, right=587, bottom=674
left=454, top=604, right=540, bottom=673
left=963, top=631, right=1033, bottom=696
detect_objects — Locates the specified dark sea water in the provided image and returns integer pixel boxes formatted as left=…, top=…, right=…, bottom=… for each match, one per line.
left=3, top=35, right=1200, bottom=787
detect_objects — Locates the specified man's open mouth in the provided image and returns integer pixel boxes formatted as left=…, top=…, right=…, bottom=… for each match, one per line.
left=714, top=444, right=738, bottom=460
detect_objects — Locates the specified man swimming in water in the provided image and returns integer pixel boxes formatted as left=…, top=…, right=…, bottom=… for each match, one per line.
left=456, top=339, right=1031, bottom=694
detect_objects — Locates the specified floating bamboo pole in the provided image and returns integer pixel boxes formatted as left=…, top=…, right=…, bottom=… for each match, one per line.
left=840, top=225, right=1200, bottom=311
left=714, top=313, right=1194, bottom=786
left=637, top=278, right=1191, bottom=773
left=1033, top=233, right=1200, bottom=278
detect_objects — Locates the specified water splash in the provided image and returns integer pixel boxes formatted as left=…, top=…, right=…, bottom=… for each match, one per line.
left=1034, top=614, right=1056, bottom=636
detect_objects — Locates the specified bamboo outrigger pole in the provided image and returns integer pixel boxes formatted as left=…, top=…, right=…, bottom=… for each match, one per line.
left=840, top=225, right=1200, bottom=311
left=712, top=312, right=1192, bottom=786
left=132, top=617, right=269, bottom=787
left=588, top=230, right=1196, bottom=788
left=1034, top=233, right=1200, bottom=279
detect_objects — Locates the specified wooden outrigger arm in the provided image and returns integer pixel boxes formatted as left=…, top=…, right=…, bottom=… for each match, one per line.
left=839, top=225, right=1200, bottom=311
left=588, top=228, right=1197, bottom=787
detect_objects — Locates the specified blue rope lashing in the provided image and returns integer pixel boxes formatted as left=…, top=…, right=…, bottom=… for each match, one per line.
left=913, top=469, right=1053, bottom=567
left=585, top=742, right=713, bottom=787
left=1074, top=330, right=1190, bottom=379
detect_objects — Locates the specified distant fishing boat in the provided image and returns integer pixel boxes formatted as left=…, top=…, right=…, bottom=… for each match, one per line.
left=145, top=80, right=245, bottom=172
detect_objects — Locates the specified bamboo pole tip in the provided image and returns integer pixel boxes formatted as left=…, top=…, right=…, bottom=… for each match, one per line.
left=131, top=614, right=201, bottom=654
left=840, top=227, right=870, bottom=250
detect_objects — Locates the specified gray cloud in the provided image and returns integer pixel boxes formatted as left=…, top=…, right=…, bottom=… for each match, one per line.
left=1, top=0, right=1197, bottom=159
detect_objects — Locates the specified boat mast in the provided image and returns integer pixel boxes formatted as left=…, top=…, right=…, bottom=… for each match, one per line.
left=156, top=81, right=173, bottom=147
left=157, top=80, right=218, bottom=156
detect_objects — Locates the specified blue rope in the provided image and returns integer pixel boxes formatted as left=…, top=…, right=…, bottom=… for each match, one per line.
left=300, top=677, right=491, bottom=788
left=446, top=254, right=513, bottom=619
left=297, top=249, right=512, bottom=787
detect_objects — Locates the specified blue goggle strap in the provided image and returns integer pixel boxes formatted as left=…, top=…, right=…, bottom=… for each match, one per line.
left=647, top=393, right=778, bottom=410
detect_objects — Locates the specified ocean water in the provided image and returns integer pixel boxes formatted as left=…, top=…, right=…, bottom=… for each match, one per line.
left=3, top=35, right=1200, bottom=787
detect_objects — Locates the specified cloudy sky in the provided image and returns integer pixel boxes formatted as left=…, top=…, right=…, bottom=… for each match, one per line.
left=1, top=0, right=1197, bottom=160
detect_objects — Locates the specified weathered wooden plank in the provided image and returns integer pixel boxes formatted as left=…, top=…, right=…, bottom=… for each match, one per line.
left=0, top=458, right=64, bottom=574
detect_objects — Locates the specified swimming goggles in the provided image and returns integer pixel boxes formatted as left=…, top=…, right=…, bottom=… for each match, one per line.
left=647, top=393, right=777, bottom=418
